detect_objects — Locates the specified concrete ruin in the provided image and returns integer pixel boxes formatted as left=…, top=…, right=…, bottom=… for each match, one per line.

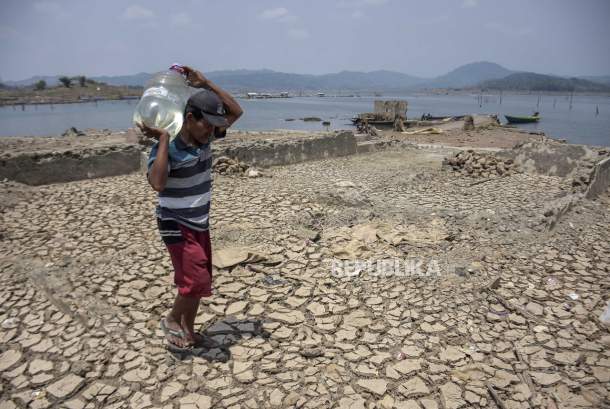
left=373, top=100, right=408, bottom=120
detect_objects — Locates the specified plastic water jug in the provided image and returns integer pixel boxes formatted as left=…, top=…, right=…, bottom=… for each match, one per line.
left=133, top=65, right=191, bottom=138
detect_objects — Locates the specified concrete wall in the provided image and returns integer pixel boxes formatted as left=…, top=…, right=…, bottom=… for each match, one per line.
left=0, top=145, right=142, bottom=186
left=498, top=139, right=599, bottom=179
left=586, top=157, right=610, bottom=199
left=211, top=131, right=358, bottom=168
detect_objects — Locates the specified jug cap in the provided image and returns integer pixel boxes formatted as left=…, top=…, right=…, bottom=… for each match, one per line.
left=169, top=63, right=186, bottom=75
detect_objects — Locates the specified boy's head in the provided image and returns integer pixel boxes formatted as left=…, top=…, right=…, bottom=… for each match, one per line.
left=182, top=90, right=228, bottom=144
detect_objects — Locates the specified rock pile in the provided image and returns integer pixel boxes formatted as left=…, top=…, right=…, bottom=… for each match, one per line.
left=213, top=156, right=263, bottom=177
left=443, top=150, right=519, bottom=177
left=61, top=127, right=86, bottom=137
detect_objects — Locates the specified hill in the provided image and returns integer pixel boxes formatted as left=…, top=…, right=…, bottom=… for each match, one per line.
left=480, top=72, right=610, bottom=92
left=420, top=61, right=514, bottom=89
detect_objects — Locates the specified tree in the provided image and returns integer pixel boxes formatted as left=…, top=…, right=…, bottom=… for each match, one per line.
left=58, top=76, right=72, bottom=88
left=77, top=75, right=86, bottom=87
left=35, top=80, right=47, bottom=90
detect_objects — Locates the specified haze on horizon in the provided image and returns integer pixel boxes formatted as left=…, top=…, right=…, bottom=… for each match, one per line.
left=1, top=0, right=610, bottom=82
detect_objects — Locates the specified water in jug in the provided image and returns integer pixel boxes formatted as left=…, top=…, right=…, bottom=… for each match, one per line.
left=133, top=65, right=191, bottom=139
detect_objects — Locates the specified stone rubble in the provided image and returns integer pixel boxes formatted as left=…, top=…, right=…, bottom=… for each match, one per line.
left=212, top=156, right=263, bottom=178
left=443, top=149, right=519, bottom=178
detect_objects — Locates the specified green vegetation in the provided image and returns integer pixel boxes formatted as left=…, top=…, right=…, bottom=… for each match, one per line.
left=58, top=76, right=72, bottom=88
left=34, top=80, right=46, bottom=90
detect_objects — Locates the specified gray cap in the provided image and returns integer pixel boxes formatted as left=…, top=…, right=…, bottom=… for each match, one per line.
left=186, top=89, right=229, bottom=127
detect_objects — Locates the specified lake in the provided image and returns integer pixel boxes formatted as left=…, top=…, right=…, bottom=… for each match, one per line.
left=0, top=94, right=608, bottom=146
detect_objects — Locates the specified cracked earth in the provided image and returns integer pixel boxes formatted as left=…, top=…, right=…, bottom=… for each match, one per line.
left=1, top=145, right=609, bottom=409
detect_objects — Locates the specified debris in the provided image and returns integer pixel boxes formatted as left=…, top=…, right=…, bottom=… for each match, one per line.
left=213, top=156, right=262, bottom=177
left=246, top=168, right=262, bottom=178
left=61, top=127, right=86, bottom=137
left=567, top=292, right=579, bottom=300
left=486, top=383, right=507, bottom=409
left=463, top=115, right=475, bottom=131
left=401, top=127, right=443, bottom=135
left=261, top=276, right=285, bottom=286
left=600, top=302, right=610, bottom=324
left=212, top=247, right=268, bottom=269
left=300, top=347, right=324, bottom=358
left=1, top=317, right=19, bottom=329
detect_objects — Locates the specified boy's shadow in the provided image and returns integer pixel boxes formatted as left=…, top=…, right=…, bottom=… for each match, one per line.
left=169, top=317, right=269, bottom=362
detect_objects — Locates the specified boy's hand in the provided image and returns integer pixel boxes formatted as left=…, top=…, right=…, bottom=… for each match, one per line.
left=182, top=66, right=209, bottom=88
left=136, top=122, right=169, bottom=141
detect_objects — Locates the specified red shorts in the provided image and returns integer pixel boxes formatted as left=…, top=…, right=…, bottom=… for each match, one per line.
left=157, top=219, right=213, bottom=298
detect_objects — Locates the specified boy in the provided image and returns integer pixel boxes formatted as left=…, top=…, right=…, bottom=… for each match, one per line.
left=139, top=66, right=242, bottom=349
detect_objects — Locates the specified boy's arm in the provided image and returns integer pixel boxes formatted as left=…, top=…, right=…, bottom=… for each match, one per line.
left=183, top=66, right=243, bottom=127
left=138, top=122, right=170, bottom=192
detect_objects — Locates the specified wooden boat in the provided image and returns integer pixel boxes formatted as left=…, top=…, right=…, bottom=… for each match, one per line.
left=505, top=114, right=540, bottom=124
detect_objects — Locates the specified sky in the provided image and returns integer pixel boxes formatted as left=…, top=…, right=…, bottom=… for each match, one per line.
left=1, top=0, right=610, bottom=81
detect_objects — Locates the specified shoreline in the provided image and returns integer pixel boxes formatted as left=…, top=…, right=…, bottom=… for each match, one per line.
left=0, top=117, right=576, bottom=156
left=1, top=89, right=609, bottom=108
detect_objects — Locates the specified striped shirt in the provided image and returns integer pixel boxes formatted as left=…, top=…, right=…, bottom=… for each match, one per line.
left=148, top=134, right=212, bottom=231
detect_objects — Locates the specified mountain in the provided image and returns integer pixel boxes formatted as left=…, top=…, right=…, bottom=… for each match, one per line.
left=2, top=69, right=424, bottom=91
left=2, top=73, right=152, bottom=87
left=480, top=72, right=610, bottom=92
left=206, top=69, right=424, bottom=91
left=315, top=70, right=424, bottom=90
left=578, top=75, right=610, bottom=86
left=91, top=72, right=152, bottom=87
left=421, top=61, right=514, bottom=89
left=3, top=63, right=608, bottom=92
left=3, top=75, right=62, bottom=87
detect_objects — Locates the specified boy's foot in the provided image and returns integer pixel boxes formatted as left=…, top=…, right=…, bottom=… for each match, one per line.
left=160, top=318, right=190, bottom=348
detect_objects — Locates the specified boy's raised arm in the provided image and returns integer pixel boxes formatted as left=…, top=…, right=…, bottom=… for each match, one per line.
left=183, top=66, right=243, bottom=127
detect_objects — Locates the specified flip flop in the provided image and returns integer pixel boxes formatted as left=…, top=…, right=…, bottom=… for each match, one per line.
left=160, top=318, right=191, bottom=351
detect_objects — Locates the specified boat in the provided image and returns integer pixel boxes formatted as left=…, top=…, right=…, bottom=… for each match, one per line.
left=505, top=113, right=540, bottom=124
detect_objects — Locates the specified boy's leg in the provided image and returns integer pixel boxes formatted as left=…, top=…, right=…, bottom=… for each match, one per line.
left=164, top=225, right=212, bottom=346
left=165, top=294, right=199, bottom=347
left=179, top=295, right=201, bottom=343
left=180, top=229, right=212, bottom=344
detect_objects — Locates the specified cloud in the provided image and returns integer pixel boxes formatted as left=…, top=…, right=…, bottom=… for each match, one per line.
left=32, top=1, right=68, bottom=18
left=462, top=0, right=478, bottom=8
left=418, top=15, right=450, bottom=25
left=362, top=0, right=388, bottom=5
left=351, top=10, right=364, bottom=19
left=259, top=7, right=299, bottom=25
left=170, top=12, right=192, bottom=27
left=258, top=7, right=305, bottom=39
left=485, top=22, right=533, bottom=37
left=287, top=28, right=310, bottom=40
left=259, top=7, right=289, bottom=20
left=338, top=0, right=390, bottom=8
left=121, top=5, right=155, bottom=21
